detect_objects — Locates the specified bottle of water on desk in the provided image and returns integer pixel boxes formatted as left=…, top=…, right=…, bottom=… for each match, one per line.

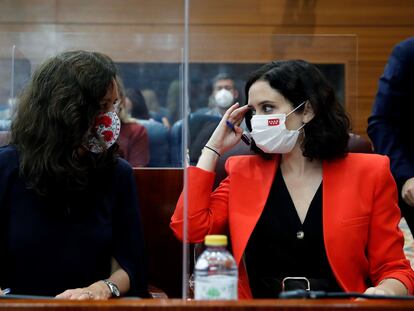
left=194, top=235, right=238, bottom=300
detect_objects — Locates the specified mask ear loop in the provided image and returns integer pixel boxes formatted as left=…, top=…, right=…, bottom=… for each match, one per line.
left=286, top=100, right=307, bottom=117
left=297, top=123, right=306, bottom=131
left=286, top=101, right=308, bottom=132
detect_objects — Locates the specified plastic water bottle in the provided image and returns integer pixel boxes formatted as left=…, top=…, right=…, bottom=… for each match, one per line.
left=194, top=235, right=238, bottom=300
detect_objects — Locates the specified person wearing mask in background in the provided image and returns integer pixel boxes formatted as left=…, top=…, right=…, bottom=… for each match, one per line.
left=171, top=60, right=414, bottom=299
left=0, top=50, right=148, bottom=299
left=368, top=37, right=414, bottom=235
left=205, top=73, right=239, bottom=117
left=116, top=77, right=150, bottom=167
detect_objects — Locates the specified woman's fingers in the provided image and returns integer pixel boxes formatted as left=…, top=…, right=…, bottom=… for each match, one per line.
left=222, top=102, right=240, bottom=119
left=228, top=104, right=250, bottom=126
left=56, top=289, right=77, bottom=299
left=56, top=288, right=96, bottom=300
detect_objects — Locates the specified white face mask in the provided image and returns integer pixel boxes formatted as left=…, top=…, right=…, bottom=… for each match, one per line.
left=250, top=101, right=306, bottom=154
left=88, top=111, right=121, bottom=153
left=214, top=89, right=234, bottom=109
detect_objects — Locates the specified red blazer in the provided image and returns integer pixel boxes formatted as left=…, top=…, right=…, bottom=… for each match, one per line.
left=171, top=153, right=414, bottom=298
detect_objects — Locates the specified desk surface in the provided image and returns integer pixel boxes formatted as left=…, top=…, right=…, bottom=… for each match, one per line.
left=1, top=299, right=414, bottom=311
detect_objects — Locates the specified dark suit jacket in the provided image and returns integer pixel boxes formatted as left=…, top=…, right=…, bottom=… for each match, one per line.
left=171, top=154, right=414, bottom=298
left=368, top=37, right=414, bottom=185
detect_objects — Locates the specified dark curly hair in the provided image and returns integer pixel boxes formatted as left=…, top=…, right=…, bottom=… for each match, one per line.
left=244, top=60, right=350, bottom=161
left=11, top=50, right=118, bottom=196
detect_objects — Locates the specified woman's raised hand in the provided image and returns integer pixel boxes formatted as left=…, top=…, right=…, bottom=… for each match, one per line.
left=206, top=103, right=250, bottom=155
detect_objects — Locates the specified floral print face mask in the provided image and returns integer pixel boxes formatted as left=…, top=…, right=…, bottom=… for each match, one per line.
left=87, top=111, right=121, bottom=153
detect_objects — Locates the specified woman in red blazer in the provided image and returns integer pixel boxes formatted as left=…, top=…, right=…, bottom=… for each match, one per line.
left=171, top=60, right=414, bottom=299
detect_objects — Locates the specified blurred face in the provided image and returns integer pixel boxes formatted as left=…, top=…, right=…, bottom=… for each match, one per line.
left=124, top=97, right=133, bottom=113
left=213, top=79, right=238, bottom=99
left=247, top=80, right=303, bottom=131
left=100, top=79, right=120, bottom=113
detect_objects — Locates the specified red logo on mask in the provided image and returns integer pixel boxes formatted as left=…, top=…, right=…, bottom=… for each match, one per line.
left=268, top=119, right=280, bottom=126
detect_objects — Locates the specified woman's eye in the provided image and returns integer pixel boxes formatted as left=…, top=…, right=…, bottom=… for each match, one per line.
left=263, top=105, right=274, bottom=113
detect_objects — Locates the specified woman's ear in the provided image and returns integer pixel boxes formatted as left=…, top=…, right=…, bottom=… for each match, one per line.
left=302, top=101, right=315, bottom=124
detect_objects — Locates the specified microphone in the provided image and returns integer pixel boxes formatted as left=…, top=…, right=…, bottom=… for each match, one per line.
left=279, top=290, right=414, bottom=300
left=279, top=289, right=326, bottom=299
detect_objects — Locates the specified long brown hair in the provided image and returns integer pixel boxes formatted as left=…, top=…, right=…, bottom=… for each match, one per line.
left=11, top=50, right=118, bottom=196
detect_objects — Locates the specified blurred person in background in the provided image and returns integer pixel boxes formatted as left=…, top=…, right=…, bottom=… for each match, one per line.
left=116, top=77, right=150, bottom=167
left=204, top=73, right=239, bottom=117
left=128, top=88, right=151, bottom=121
left=166, top=80, right=181, bottom=124
left=142, top=89, right=170, bottom=128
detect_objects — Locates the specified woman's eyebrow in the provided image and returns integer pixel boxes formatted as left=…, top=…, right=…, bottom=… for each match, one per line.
left=249, top=101, right=275, bottom=108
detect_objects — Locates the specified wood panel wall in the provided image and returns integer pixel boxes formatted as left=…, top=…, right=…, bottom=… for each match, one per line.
left=1, top=0, right=413, bottom=136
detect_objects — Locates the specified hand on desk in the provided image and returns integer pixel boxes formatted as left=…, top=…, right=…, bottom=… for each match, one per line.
left=362, top=278, right=408, bottom=298
left=402, top=177, right=414, bottom=206
left=55, top=281, right=111, bottom=300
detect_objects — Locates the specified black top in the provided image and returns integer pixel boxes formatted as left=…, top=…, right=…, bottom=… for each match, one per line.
left=0, top=145, right=148, bottom=297
left=245, top=168, right=341, bottom=298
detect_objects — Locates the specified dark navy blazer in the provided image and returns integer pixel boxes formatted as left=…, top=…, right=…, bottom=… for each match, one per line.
left=368, top=37, right=414, bottom=185
left=0, top=145, right=148, bottom=297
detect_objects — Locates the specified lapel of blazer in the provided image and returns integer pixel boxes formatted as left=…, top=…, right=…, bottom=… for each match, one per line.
left=229, top=155, right=279, bottom=266
left=322, top=156, right=351, bottom=291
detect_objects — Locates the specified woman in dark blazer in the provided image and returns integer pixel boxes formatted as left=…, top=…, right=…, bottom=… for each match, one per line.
left=171, top=60, right=414, bottom=299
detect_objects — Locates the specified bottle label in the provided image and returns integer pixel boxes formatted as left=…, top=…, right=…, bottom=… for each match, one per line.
left=194, top=275, right=238, bottom=300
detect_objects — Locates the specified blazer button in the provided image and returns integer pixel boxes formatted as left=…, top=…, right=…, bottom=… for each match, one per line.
left=296, top=230, right=305, bottom=239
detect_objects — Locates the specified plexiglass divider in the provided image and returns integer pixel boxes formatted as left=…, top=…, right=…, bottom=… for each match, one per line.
left=0, top=29, right=357, bottom=300
left=2, top=29, right=188, bottom=298
left=11, top=46, right=31, bottom=119
left=181, top=0, right=190, bottom=299
left=183, top=33, right=357, bottom=299
left=0, top=45, right=12, bottom=130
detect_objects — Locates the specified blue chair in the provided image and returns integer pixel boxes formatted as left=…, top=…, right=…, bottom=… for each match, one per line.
left=137, top=119, right=170, bottom=167
left=170, top=119, right=183, bottom=167
left=149, top=107, right=171, bottom=124
left=170, top=114, right=221, bottom=166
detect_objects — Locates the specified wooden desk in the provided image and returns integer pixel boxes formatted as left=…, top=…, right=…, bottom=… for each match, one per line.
left=1, top=298, right=414, bottom=311
left=133, top=168, right=183, bottom=298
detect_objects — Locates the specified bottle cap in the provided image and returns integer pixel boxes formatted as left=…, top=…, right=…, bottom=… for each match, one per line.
left=205, top=235, right=228, bottom=246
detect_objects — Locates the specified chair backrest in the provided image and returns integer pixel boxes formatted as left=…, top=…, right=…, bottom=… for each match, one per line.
left=133, top=168, right=183, bottom=298
left=138, top=120, right=170, bottom=167
left=170, top=114, right=221, bottom=166
left=169, top=119, right=183, bottom=167
left=348, top=133, right=373, bottom=153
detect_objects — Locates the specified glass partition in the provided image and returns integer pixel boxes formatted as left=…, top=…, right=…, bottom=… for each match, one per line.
left=0, top=29, right=188, bottom=298
left=1, top=31, right=187, bottom=168
left=0, top=29, right=357, bottom=301
left=0, top=45, right=12, bottom=130
left=10, top=46, right=31, bottom=120
left=177, top=34, right=358, bottom=167
left=182, top=33, right=358, bottom=299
